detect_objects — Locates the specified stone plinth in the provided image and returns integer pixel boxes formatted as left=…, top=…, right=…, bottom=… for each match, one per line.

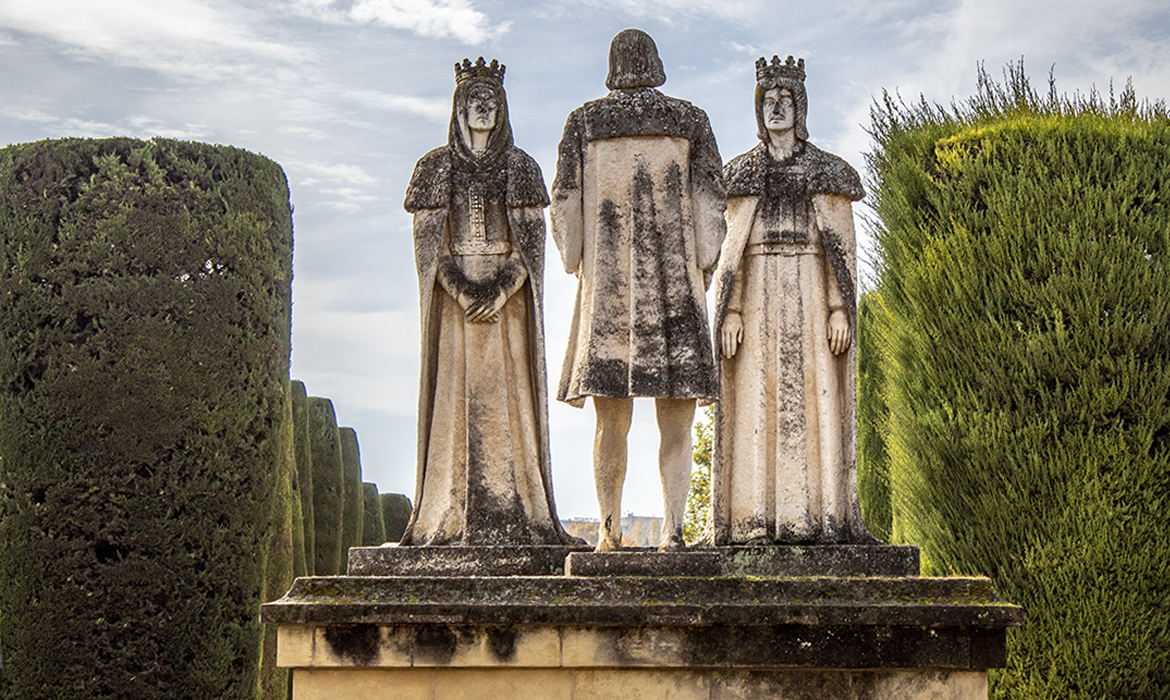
left=349, top=545, right=589, bottom=577
left=263, top=546, right=1022, bottom=700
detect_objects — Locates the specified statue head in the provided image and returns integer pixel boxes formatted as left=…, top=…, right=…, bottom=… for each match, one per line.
left=754, top=55, right=807, bottom=142
left=449, top=57, right=512, bottom=165
left=606, top=29, right=666, bottom=90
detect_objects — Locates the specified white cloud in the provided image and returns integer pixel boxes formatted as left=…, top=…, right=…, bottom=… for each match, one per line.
left=572, top=0, right=760, bottom=25
left=0, top=106, right=211, bottom=141
left=344, top=88, right=449, bottom=122
left=288, top=0, right=510, bottom=44
left=0, top=0, right=300, bottom=81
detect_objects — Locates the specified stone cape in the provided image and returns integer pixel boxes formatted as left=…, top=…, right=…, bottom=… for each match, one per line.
left=402, top=144, right=576, bottom=545
left=710, top=140, right=872, bottom=545
left=551, top=88, right=726, bottom=406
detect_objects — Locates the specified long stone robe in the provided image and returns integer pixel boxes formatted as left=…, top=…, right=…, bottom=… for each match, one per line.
left=709, top=141, right=874, bottom=544
left=400, top=145, right=575, bottom=545
left=551, top=88, right=726, bottom=406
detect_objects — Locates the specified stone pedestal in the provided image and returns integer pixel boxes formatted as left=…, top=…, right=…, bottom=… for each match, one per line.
left=262, top=545, right=1022, bottom=700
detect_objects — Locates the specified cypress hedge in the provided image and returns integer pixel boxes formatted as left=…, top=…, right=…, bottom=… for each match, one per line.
left=866, top=66, right=1170, bottom=698
left=259, top=384, right=297, bottom=700
left=0, top=137, right=292, bottom=699
left=380, top=493, right=412, bottom=543
left=339, top=427, right=364, bottom=558
left=289, top=380, right=314, bottom=574
left=307, top=397, right=344, bottom=576
left=856, top=291, right=893, bottom=542
left=360, top=483, right=386, bottom=546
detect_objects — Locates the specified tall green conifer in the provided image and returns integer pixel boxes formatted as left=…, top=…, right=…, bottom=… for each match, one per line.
left=0, top=137, right=292, bottom=700
left=867, top=65, right=1170, bottom=698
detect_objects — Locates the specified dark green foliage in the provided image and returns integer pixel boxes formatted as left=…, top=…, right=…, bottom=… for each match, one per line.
left=360, top=483, right=386, bottom=546
left=339, top=427, right=364, bottom=557
left=0, top=137, right=292, bottom=699
left=380, top=493, right=412, bottom=543
left=867, top=65, right=1170, bottom=698
left=307, top=397, right=344, bottom=576
left=289, top=380, right=314, bottom=574
left=259, top=384, right=296, bottom=700
left=684, top=405, right=713, bottom=543
left=856, top=291, right=892, bottom=542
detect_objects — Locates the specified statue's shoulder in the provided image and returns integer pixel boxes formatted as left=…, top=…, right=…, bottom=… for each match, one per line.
left=506, top=147, right=550, bottom=208
left=724, top=143, right=768, bottom=197
left=801, top=142, right=865, bottom=201
left=404, top=146, right=451, bottom=212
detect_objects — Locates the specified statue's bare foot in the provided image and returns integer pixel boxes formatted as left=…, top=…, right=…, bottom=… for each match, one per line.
left=595, top=537, right=621, bottom=552
left=657, top=531, right=686, bottom=552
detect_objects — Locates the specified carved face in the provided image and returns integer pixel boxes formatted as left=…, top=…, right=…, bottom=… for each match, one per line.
left=466, top=88, right=499, bottom=133
left=763, top=87, right=795, bottom=134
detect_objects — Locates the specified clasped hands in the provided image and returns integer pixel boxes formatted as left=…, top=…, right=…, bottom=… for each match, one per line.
left=457, top=288, right=509, bottom=323
left=720, top=309, right=850, bottom=358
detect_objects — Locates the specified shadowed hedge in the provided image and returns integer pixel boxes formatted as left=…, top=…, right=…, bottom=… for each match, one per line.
left=361, top=482, right=385, bottom=546
left=0, top=137, right=292, bottom=700
left=290, top=380, right=314, bottom=575
left=308, top=397, right=344, bottom=576
left=866, top=66, right=1170, bottom=698
left=381, top=493, right=412, bottom=544
left=339, top=427, right=364, bottom=559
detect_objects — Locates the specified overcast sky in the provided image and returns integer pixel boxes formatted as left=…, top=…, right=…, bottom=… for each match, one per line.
left=2, top=0, right=1168, bottom=518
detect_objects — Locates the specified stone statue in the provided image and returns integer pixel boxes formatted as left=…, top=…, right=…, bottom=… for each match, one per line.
left=551, top=30, right=726, bottom=552
left=400, top=58, right=578, bottom=546
left=708, top=56, right=875, bottom=545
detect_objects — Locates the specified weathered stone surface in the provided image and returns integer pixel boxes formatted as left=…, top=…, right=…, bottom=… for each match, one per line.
left=347, top=545, right=589, bottom=577
left=710, top=55, right=872, bottom=545
left=401, top=57, right=579, bottom=547
left=289, top=668, right=988, bottom=700
left=565, top=545, right=919, bottom=578
left=550, top=29, right=726, bottom=551
left=274, top=621, right=1009, bottom=671
left=262, top=575, right=1021, bottom=630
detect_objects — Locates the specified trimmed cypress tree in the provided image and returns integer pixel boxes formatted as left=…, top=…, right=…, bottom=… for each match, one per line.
left=307, top=397, right=344, bottom=576
left=259, top=384, right=296, bottom=700
left=0, top=137, right=292, bottom=699
left=380, top=493, right=412, bottom=543
left=290, top=379, right=314, bottom=575
left=361, top=483, right=386, bottom=546
left=339, top=427, right=364, bottom=558
left=867, top=66, right=1170, bottom=698
left=856, top=291, right=893, bottom=542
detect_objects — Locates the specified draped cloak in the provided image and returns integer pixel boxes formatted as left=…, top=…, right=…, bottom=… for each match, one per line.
left=401, top=144, right=577, bottom=545
left=709, top=141, right=876, bottom=544
left=550, top=88, right=727, bottom=407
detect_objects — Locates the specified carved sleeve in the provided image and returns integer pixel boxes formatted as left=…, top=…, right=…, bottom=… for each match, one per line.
left=726, top=264, right=745, bottom=313
left=813, top=193, right=858, bottom=314
left=691, top=111, right=727, bottom=274
left=550, top=110, right=585, bottom=274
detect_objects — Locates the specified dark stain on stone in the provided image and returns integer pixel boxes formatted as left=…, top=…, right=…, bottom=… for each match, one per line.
left=323, top=624, right=380, bottom=666
left=414, top=624, right=458, bottom=665
left=487, top=626, right=518, bottom=662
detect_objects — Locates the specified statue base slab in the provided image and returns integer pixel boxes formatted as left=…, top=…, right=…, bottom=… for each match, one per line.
left=264, top=545, right=1022, bottom=700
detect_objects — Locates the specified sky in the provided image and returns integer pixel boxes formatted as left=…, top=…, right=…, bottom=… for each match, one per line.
left=1, top=0, right=1168, bottom=519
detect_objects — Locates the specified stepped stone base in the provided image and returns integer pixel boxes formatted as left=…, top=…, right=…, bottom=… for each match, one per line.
left=264, top=545, right=1021, bottom=700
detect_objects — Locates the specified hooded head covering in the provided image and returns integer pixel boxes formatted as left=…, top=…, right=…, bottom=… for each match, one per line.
left=605, top=29, right=666, bottom=90
left=448, top=58, right=513, bottom=171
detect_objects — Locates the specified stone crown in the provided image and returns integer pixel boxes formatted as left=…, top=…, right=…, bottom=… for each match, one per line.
left=756, top=55, right=805, bottom=83
left=455, top=57, right=505, bottom=86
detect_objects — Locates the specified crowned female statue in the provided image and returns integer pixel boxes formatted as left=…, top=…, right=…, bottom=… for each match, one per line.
left=400, top=58, right=577, bottom=546
left=709, top=56, right=876, bottom=545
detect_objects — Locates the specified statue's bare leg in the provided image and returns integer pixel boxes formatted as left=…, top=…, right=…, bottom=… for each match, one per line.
left=656, top=397, right=695, bottom=551
left=593, top=396, right=633, bottom=552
